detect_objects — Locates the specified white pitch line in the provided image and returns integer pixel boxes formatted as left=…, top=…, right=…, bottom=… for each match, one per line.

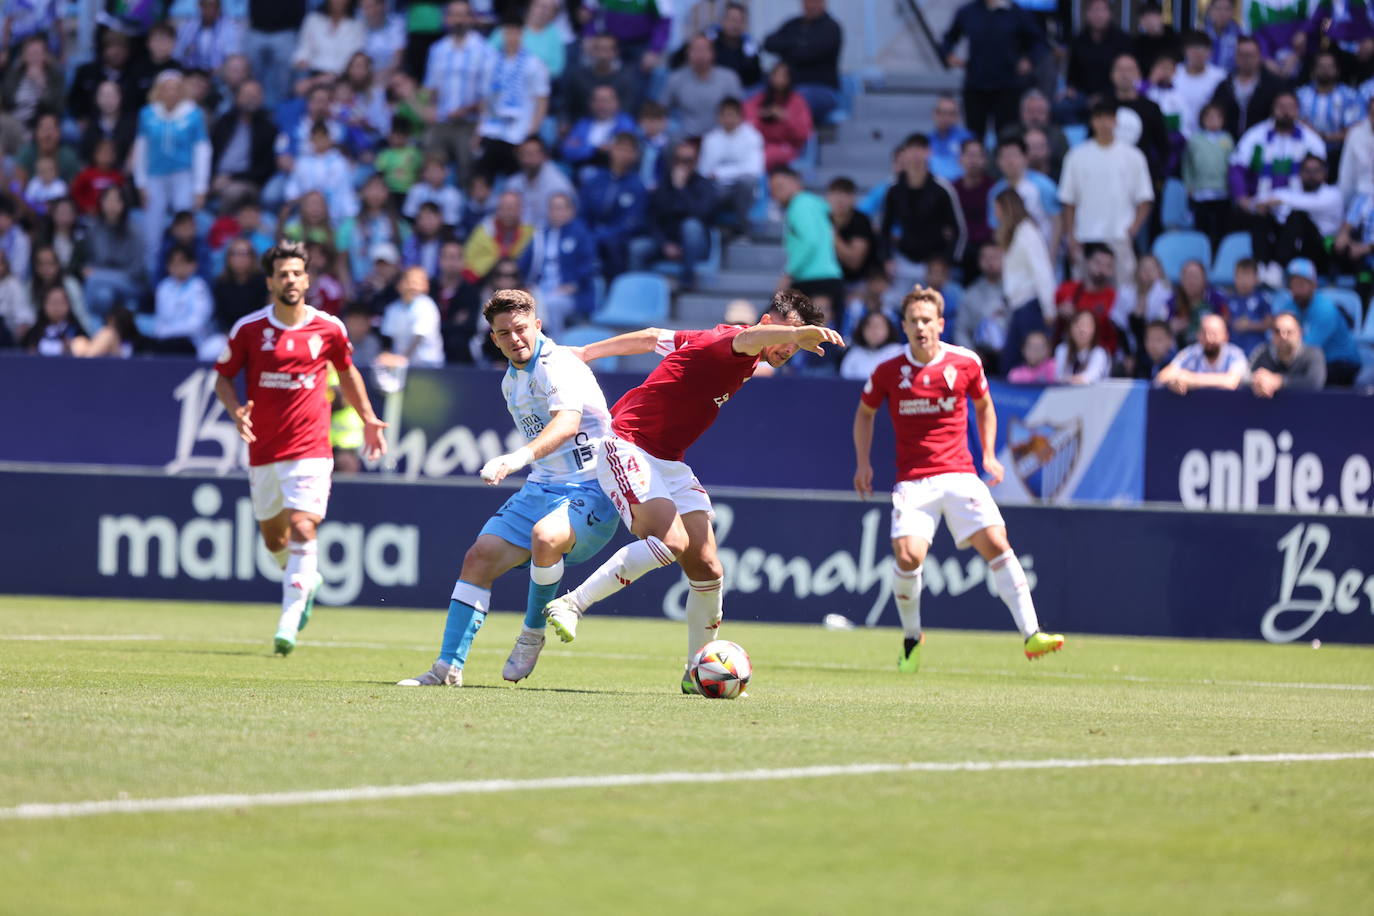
left=3, top=751, right=1372, bottom=822
left=4, top=633, right=1372, bottom=692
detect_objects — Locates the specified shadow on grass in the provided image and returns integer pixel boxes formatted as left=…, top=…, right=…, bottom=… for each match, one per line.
left=353, top=681, right=641, bottom=695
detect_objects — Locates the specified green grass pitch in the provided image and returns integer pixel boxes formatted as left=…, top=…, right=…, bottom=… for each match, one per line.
left=2, top=595, right=1372, bottom=915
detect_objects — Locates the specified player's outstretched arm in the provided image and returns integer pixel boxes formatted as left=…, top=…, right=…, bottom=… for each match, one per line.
left=569, top=327, right=667, bottom=362
left=336, top=365, right=389, bottom=461
left=479, top=409, right=582, bottom=485
left=971, top=394, right=1004, bottom=486
left=213, top=373, right=256, bottom=445
left=852, top=402, right=878, bottom=499
left=733, top=324, right=844, bottom=356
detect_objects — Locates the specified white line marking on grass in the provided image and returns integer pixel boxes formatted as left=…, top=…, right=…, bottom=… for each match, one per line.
left=4, top=751, right=1372, bottom=821
left=0, top=634, right=165, bottom=642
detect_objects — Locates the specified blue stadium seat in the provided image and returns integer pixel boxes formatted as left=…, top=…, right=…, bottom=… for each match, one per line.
left=1152, top=230, right=1212, bottom=283
left=592, top=272, right=671, bottom=328
left=1322, top=287, right=1364, bottom=331
left=1361, top=304, right=1374, bottom=344
left=1160, top=178, right=1194, bottom=231
left=1208, top=232, right=1252, bottom=285
left=796, top=133, right=819, bottom=183
left=554, top=324, right=621, bottom=372
left=828, top=73, right=861, bottom=126
left=1063, top=124, right=1089, bottom=148
left=653, top=228, right=721, bottom=281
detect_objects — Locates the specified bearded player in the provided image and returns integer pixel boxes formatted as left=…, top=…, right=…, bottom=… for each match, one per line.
left=396, top=290, right=620, bottom=687
left=853, top=286, right=1064, bottom=672
left=543, top=290, right=844, bottom=692
left=215, top=241, right=388, bottom=655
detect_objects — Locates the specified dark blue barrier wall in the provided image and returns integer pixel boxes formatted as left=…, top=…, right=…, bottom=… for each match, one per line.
left=3, top=468, right=1369, bottom=644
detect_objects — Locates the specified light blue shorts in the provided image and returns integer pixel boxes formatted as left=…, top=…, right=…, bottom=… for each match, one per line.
left=479, top=480, right=619, bottom=566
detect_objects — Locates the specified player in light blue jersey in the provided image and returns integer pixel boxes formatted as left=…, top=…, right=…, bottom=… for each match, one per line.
left=398, top=289, right=619, bottom=686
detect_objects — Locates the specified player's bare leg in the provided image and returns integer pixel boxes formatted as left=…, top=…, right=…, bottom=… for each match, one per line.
left=892, top=535, right=928, bottom=673
left=968, top=525, right=1064, bottom=659
left=544, top=497, right=684, bottom=643
left=504, top=516, right=576, bottom=683
left=400, top=534, right=528, bottom=685
left=269, top=510, right=324, bottom=656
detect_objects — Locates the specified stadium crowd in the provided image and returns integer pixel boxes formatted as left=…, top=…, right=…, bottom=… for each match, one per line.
left=0, top=0, right=1368, bottom=391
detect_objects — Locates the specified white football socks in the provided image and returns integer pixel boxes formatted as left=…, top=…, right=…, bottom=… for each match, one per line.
left=279, top=539, right=318, bottom=633
left=892, top=564, right=923, bottom=638
left=567, top=535, right=676, bottom=612
left=685, top=577, right=723, bottom=660
left=989, top=550, right=1039, bottom=638
left=271, top=547, right=289, bottom=570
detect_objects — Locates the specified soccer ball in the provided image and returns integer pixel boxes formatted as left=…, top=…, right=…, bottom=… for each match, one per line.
left=689, top=640, right=752, bottom=699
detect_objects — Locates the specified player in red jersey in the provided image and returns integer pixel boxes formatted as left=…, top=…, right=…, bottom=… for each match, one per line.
left=214, top=242, right=388, bottom=655
left=543, top=290, right=844, bottom=691
left=853, top=286, right=1064, bottom=672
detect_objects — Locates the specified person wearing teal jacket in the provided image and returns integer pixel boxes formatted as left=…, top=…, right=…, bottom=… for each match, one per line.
left=769, top=165, right=843, bottom=307
left=1276, top=258, right=1361, bottom=387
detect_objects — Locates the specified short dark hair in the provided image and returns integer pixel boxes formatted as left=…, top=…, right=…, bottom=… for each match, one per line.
left=483, top=288, right=536, bottom=324
left=900, top=286, right=945, bottom=320
left=639, top=101, right=667, bottom=120
left=168, top=243, right=197, bottom=264
left=1083, top=241, right=1115, bottom=261
left=995, top=137, right=1027, bottom=157
left=611, top=130, right=641, bottom=150
left=1235, top=258, right=1257, bottom=273
left=769, top=164, right=800, bottom=181
left=148, top=22, right=176, bottom=39
left=959, top=137, right=984, bottom=154
left=262, top=240, right=309, bottom=276
left=1236, top=35, right=1260, bottom=50
left=901, top=132, right=931, bottom=149
left=1144, top=319, right=1172, bottom=335
left=1182, top=30, right=1211, bottom=49
left=718, top=96, right=742, bottom=114
left=518, top=135, right=547, bottom=153
left=767, top=289, right=824, bottom=326
left=1089, top=100, right=1118, bottom=120
left=417, top=201, right=442, bottom=215
left=827, top=176, right=857, bottom=194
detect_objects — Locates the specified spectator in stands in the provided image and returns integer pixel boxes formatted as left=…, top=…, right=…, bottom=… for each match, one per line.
left=1056, top=242, right=1124, bottom=354
left=213, top=238, right=268, bottom=330
left=23, top=157, right=66, bottom=219
left=1001, top=90, right=1067, bottom=180
left=295, top=0, right=366, bottom=81
left=339, top=174, right=409, bottom=284
left=71, top=138, right=126, bottom=218
left=1250, top=311, right=1328, bottom=395
left=380, top=266, right=445, bottom=367
left=881, top=133, right=964, bottom=288
left=664, top=33, right=744, bottom=140
left=215, top=55, right=253, bottom=118
left=1007, top=330, right=1057, bottom=383
left=246, top=0, right=306, bottom=106
left=840, top=268, right=900, bottom=339
left=519, top=191, right=598, bottom=338
left=31, top=241, right=89, bottom=326
left=504, top=136, right=574, bottom=229
left=78, top=80, right=137, bottom=168
left=1132, top=2, right=1179, bottom=76
left=1183, top=102, right=1234, bottom=250
left=637, top=100, right=672, bottom=188
left=561, top=85, right=637, bottom=170
left=929, top=95, right=973, bottom=181
left=1226, top=258, right=1272, bottom=355
left=337, top=52, right=392, bottom=150
left=769, top=164, right=844, bottom=306
left=1168, top=259, right=1228, bottom=343
left=458, top=172, right=495, bottom=238
left=564, top=33, right=640, bottom=123
left=1055, top=310, right=1111, bottom=384
left=588, top=0, right=670, bottom=73
left=209, top=80, right=277, bottom=200
left=176, top=0, right=244, bottom=71
left=1298, top=50, right=1362, bottom=164
left=67, top=31, right=136, bottom=125
left=827, top=177, right=879, bottom=284
left=631, top=141, right=715, bottom=290
left=1063, top=0, right=1131, bottom=117
left=282, top=190, right=339, bottom=250
left=676, top=2, right=763, bottom=90
left=956, top=242, right=1010, bottom=368
left=1333, top=182, right=1374, bottom=297
left=343, top=302, right=382, bottom=367
left=39, top=199, right=85, bottom=279
left=1108, top=53, right=1170, bottom=185
left=16, top=112, right=80, bottom=187
left=1210, top=36, right=1282, bottom=138
left=1174, top=31, right=1226, bottom=137
left=1123, top=255, right=1173, bottom=338
left=995, top=187, right=1055, bottom=370
left=924, top=255, right=964, bottom=330
left=1264, top=154, right=1343, bottom=273
left=465, top=189, right=534, bottom=282
left=1132, top=319, right=1176, bottom=380
left=699, top=97, right=765, bottom=240
left=285, top=121, right=358, bottom=224
left=270, top=86, right=342, bottom=197
left=356, top=241, right=403, bottom=313
left=941, top=0, right=1044, bottom=138
left=402, top=202, right=447, bottom=276
left=155, top=211, right=212, bottom=285
left=1021, top=127, right=1057, bottom=184
left=476, top=16, right=551, bottom=180
left=953, top=139, right=994, bottom=275
left=131, top=71, right=210, bottom=276
left=1231, top=95, right=1328, bottom=284
left=0, top=250, right=34, bottom=346
left=839, top=310, right=904, bottom=381
left=503, top=0, right=566, bottom=84
left=1059, top=101, right=1154, bottom=289
left=1204, top=0, right=1243, bottom=71
left=2, top=36, right=64, bottom=131
left=423, top=0, right=496, bottom=179
left=763, top=0, right=843, bottom=126
left=1339, top=96, right=1374, bottom=201
left=127, top=23, right=184, bottom=107
left=433, top=238, right=481, bottom=363
left=580, top=131, right=648, bottom=279
left=403, top=156, right=463, bottom=226
left=989, top=137, right=1059, bottom=252
left=83, top=186, right=145, bottom=320
left=1275, top=257, right=1361, bottom=386
left=0, top=197, right=30, bottom=286
left=149, top=244, right=214, bottom=356
left=298, top=241, right=343, bottom=315
left=1155, top=313, right=1248, bottom=392
left=743, top=62, right=814, bottom=171
left=21, top=285, right=86, bottom=357
left=360, top=0, right=406, bottom=77
left=376, top=125, right=425, bottom=202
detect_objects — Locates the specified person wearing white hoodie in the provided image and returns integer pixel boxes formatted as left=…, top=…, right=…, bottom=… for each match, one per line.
left=698, top=97, right=765, bottom=239
left=130, top=70, right=211, bottom=276
left=151, top=244, right=215, bottom=356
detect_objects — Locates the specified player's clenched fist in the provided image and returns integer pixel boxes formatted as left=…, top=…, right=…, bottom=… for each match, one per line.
left=480, top=446, right=534, bottom=485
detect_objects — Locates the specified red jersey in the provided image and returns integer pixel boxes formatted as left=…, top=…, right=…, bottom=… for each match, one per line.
left=859, top=344, right=988, bottom=480
left=611, top=324, right=759, bottom=461
left=1054, top=280, right=1120, bottom=353
left=215, top=306, right=353, bottom=467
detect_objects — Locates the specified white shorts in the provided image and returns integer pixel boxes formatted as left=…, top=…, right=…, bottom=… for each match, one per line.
left=596, top=436, right=714, bottom=529
left=890, top=473, right=1005, bottom=549
left=248, top=457, right=334, bottom=522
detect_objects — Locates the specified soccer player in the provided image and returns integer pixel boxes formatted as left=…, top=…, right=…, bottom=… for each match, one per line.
left=852, top=285, right=1064, bottom=673
left=214, top=242, right=388, bottom=654
left=543, top=290, right=844, bottom=692
left=397, top=289, right=621, bottom=687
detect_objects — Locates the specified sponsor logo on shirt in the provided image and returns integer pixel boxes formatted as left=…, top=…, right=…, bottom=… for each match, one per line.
left=261, top=327, right=276, bottom=351
left=258, top=371, right=317, bottom=391
left=898, top=397, right=957, bottom=415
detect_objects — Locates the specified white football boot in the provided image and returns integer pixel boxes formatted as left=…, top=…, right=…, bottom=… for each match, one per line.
left=396, top=661, right=463, bottom=686
left=502, top=627, right=546, bottom=682
left=544, top=596, right=582, bottom=643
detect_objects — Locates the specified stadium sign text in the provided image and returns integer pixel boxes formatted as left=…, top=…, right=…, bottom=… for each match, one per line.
left=1177, top=430, right=1374, bottom=514
left=1262, top=522, right=1374, bottom=643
